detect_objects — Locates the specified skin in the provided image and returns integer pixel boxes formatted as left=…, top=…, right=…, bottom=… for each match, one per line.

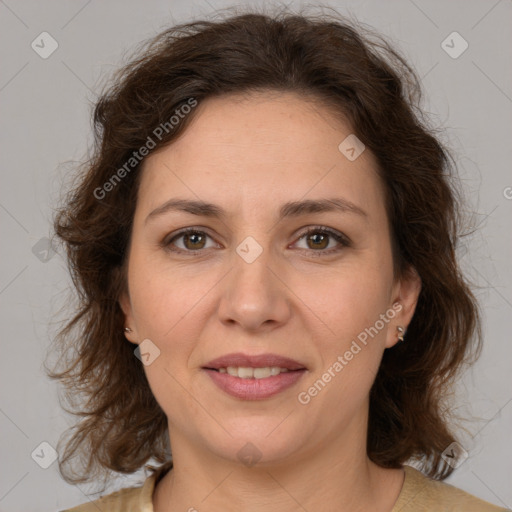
left=120, top=91, right=421, bottom=512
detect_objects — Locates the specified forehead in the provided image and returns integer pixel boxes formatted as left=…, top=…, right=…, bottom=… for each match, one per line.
left=137, top=91, right=385, bottom=220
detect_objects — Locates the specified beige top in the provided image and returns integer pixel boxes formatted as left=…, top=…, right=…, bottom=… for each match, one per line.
left=61, top=465, right=509, bottom=511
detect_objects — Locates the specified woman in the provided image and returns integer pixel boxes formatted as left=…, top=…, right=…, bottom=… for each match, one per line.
left=51, top=8, right=507, bottom=512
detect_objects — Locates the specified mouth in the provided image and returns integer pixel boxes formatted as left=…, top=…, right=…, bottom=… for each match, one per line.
left=207, top=366, right=298, bottom=379
left=202, top=352, right=307, bottom=400
left=203, top=352, right=306, bottom=372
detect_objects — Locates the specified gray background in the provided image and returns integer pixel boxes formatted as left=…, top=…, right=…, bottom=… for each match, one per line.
left=0, top=0, right=511, bottom=510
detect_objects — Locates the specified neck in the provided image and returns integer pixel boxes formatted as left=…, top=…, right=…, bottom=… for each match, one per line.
left=153, top=421, right=404, bottom=512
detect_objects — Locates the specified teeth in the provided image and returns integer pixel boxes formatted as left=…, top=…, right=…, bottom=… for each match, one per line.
left=220, top=366, right=291, bottom=379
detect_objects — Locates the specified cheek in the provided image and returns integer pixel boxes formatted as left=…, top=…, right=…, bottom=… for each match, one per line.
left=127, top=253, right=211, bottom=340
left=127, top=260, right=206, bottom=418
left=297, top=265, right=392, bottom=341
left=293, top=263, right=393, bottom=402
left=295, top=276, right=391, bottom=421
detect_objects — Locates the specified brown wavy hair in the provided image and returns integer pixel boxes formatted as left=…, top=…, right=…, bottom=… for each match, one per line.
left=48, top=6, right=481, bottom=485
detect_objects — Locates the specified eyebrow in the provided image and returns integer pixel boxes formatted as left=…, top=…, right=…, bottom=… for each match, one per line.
left=145, top=197, right=367, bottom=224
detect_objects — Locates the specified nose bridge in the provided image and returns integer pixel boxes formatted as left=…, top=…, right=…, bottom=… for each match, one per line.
left=217, top=235, right=291, bottom=331
left=234, top=238, right=273, bottom=295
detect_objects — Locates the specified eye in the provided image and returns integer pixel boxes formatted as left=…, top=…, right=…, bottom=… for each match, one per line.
left=163, top=226, right=350, bottom=256
left=293, top=226, right=350, bottom=254
left=164, top=228, right=219, bottom=253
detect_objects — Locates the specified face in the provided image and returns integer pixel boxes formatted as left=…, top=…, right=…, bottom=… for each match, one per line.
left=120, top=91, right=420, bottom=467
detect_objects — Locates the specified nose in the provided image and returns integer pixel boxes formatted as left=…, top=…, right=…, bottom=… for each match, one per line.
left=217, top=246, right=292, bottom=333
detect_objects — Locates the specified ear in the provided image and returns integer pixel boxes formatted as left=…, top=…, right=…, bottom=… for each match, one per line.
left=119, top=290, right=139, bottom=346
left=385, top=266, right=421, bottom=349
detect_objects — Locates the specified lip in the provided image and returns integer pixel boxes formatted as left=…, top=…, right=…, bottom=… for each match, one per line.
left=202, top=352, right=307, bottom=401
left=204, top=368, right=306, bottom=400
left=203, top=352, right=306, bottom=371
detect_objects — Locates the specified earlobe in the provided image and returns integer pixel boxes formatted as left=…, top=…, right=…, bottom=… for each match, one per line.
left=386, top=267, right=422, bottom=348
left=119, top=292, right=139, bottom=345
left=123, top=326, right=138, bottom=345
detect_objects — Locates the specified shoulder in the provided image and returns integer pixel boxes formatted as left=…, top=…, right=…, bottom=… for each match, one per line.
left=393, top=465, right=509, bottom=512
left=59, top=470, right=161, bottom=512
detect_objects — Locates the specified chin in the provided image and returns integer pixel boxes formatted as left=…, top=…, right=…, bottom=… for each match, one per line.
left=198, top=415, right=309, bottom=467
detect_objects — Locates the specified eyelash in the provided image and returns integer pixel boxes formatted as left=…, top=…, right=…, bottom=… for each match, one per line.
left=162, top=226, right=350, bottom=256
left=297, top=226, right=351, bottom=255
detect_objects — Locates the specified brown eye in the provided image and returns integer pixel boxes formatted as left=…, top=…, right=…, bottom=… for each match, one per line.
left=183, top=232, right=206, bottom=250
left=294, top=227, right=350, bottom=254
left=165, top=229, right=217, bottom=253
left=306, top=232, right=329, bottom=250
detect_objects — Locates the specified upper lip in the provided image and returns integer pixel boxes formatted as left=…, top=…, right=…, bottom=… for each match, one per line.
left=203, top=352, right=306, bottom=371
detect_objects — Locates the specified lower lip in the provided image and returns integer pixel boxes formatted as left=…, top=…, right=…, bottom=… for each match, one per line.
left=203, top=369, right=306, bottom=400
